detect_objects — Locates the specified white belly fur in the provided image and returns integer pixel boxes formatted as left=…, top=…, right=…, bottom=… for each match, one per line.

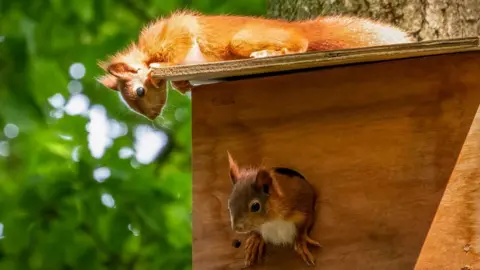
left=181, top=37, right=208, bottom=65
left=259, top=219, right=297, bottom=246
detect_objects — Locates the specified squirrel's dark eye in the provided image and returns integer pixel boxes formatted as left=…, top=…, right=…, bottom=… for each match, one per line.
left=250, top=202, right=261, bottom=213
left=136, top=87, right=145, bottom=97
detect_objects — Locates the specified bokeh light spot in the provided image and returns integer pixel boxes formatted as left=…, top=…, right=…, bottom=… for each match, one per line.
left=93, top=167, right=111, bottom=183
left=69, top=63, right=86, bottom=79
left=4, top=124, right=19, bottom=139
left=101, top=193, right=115, bottom=208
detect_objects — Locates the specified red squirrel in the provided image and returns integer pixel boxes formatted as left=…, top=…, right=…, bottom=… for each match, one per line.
left=98, top=10, right=414, bottom=120
left=227, top=152, right=321, bottom=267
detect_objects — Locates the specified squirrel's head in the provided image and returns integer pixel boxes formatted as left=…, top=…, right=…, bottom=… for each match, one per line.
left=226, top=152, right=277, bottom=233
left=97, top=44, right=167, bottom=120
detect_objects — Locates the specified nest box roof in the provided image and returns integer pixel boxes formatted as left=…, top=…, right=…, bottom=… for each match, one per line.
left=151, top=37, right=480, bottom=83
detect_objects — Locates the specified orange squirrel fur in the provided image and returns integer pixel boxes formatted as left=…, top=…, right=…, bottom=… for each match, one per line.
left=226, top=152, right=321, bottom=267
left=98, top=10, right=414, bottom=120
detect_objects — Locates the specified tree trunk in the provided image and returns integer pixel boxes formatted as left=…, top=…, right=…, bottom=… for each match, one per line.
left=267, top=0, right=480, bottom=41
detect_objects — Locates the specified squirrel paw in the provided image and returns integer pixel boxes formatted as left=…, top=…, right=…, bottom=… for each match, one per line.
left=243, top=232, right=265, bottom=267
left=294, top=235, right=321, bottom=266
left=249, top=49, right=284, bottom=58
left=249, top=48, right=294, bottom=58
left=171, top=80, right=193, bottom=93
left=146, top=67, right=161, bottom=89
left=148, top=62, right=163, bottom=69
left=304, top=235, right=322, bottom=248
left=147, top=62, right=173, bottom=88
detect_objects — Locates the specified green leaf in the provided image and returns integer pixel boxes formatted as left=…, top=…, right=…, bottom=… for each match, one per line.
left=0, top=0, right=265, bottom=268
left=29, top=59, right=69, bottom=106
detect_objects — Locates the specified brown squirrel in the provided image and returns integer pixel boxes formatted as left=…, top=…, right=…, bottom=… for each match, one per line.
left=98, top=10, right=414, bottom=120
left=227, top=152, right=321, bottom=267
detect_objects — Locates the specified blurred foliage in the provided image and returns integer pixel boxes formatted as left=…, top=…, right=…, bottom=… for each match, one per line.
left=0, top=0, right=265, bottom=269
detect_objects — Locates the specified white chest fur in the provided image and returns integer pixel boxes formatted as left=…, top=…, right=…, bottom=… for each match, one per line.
left=259, top=219, right=297, bottom=246
left=181, top=37, right=207, bottom=65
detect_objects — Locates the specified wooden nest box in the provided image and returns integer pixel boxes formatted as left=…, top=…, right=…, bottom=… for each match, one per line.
left=154, top=37, right=480, bottom=269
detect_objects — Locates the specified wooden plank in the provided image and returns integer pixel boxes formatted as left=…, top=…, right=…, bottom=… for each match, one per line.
left=154, top=37, right=479, bottom=81
left=191, top=51, right=480, bottom=270
left=415, top=108, right=480, bottom=270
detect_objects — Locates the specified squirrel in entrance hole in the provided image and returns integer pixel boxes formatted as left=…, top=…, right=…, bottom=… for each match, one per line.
left=226, top=152, right=321, bottom=267
left=97, top=10, right=414, bottom=120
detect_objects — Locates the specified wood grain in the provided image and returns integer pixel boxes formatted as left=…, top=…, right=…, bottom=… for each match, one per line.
left=153, top=37, right=479, bottom=82
left=415, top=108, right=480, bottom=270
left=191, top=51, right=480, bottom=269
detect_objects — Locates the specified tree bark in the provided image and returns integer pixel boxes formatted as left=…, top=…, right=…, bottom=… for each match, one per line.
left=267, top=0, right=480, bottom=41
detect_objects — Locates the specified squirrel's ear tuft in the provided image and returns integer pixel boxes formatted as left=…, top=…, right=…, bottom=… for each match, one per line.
left=97, top=75, right=119, bottom=91
left=255, top=170, right=273, bottom=194
left=106, top=62, right=137, bottom=80
left=255, top=169, right=284, bottom=197
left=227, top=151, right=240, bottom=185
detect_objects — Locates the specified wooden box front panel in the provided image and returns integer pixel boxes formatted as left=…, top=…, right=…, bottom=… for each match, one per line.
left=191, top=52, right=480, bottom=270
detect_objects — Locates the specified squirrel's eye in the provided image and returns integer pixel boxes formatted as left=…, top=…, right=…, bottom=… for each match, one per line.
left=250, top=202, right=261, bottom=213
left=136, top=87, right=145, bottom=97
